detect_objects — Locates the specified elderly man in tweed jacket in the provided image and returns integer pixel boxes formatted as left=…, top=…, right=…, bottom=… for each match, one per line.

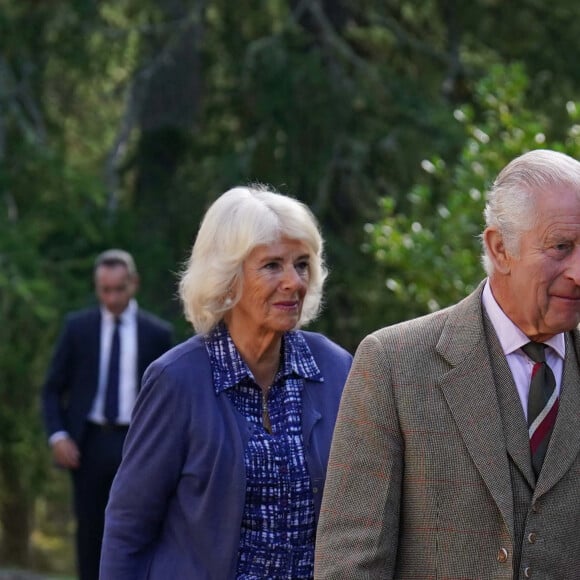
left=315, top=149, right=580, bottom=579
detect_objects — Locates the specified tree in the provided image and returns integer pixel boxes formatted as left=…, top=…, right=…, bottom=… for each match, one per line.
left=5, top=0, right=580, bottom=572
left=0, top=2, right=120, bottom=566
left=366, top=62, right=580, bottom=320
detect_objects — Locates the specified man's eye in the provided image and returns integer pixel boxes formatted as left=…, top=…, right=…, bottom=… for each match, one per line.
left=555, top=243, right=571, bottom=252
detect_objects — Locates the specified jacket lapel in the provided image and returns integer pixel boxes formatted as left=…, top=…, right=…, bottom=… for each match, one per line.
left=136, top=311, right=151, bottom=389
left=87, top=308, right=102, bottom=395
left=483, top=313, right=536, bottom=489
left=534, top=330, right=580, bottom=499
left=436, top=284, right=514, bottom=538
left=136, top=312, right=145, bottom=381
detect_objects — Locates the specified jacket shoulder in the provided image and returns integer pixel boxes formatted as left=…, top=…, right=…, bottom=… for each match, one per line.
left=62, top=306, right=100, bottom=327
left=371, top=306, right=451, bottom=343
left=300, top=330, right=352, bottom=360
left=143, top=334, right=207, bottom=380
left=137, top=309, right=173, bottom=333
left=370, top=284, right=484, bottom=345
left=299, top=331, right=353, bottom=382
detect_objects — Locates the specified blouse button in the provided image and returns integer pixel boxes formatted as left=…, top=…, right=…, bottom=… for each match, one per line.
left=497, top=547, right=508, bottom=563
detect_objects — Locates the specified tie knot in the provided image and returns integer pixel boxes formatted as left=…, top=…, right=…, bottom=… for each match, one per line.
left=521, top=341, right=546, bottom=363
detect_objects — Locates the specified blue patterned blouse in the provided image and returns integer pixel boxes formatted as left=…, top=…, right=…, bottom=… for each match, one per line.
left=205, top=323, right=320, bottom=579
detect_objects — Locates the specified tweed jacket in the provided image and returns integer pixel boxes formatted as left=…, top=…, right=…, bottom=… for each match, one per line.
left=314, top=282, right=580, bottom=579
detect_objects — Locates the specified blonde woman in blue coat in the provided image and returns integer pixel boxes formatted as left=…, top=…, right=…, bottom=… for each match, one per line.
left=100, top=185, right=352, bottom=579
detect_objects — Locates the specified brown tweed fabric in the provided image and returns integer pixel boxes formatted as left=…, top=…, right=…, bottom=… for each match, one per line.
left=315, top=282, right=580, bottom=579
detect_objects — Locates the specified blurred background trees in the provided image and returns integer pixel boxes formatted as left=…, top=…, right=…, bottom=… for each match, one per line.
left=2, top=0, right=580, bottom=574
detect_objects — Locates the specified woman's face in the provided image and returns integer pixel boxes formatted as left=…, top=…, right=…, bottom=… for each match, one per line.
left=228, top=237, right=311, bottom=339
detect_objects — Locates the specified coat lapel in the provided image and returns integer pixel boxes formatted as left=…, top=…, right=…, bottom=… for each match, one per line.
left=436, top=284, right=514, bottom=538
left=483, top=313, right=536, bottom=489
left=137, top=312, right=146, bottom=382
left=136, top=311, right=153, bottom=389
left=87, top=308, right=102, bottom=395
left=534, top=330, right=580, bottom=499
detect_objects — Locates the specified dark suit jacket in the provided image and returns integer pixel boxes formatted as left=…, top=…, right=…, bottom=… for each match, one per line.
left=42, top=306, right=173, bottom=445
left=315, top=282, right=580, bottom=579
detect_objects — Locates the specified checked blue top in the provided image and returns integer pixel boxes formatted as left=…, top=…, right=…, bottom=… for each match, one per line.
left=205, top=323, right=321, bottom=579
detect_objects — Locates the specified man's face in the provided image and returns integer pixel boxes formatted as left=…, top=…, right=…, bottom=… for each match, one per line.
left=498, top=185, right=580, bottom=341
left=94, top=264, right=138, bottom=316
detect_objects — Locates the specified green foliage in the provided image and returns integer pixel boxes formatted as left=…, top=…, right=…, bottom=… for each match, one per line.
left=366, top=62, right=580, bottom=318
left=5, top=0, right=580, bottom=572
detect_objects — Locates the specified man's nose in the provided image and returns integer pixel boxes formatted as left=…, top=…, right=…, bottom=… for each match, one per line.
left=568, top=246, right=580, bottom=285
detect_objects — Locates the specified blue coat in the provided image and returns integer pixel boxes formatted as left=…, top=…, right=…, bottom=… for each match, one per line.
left=100, top=331, right=352, bottom=580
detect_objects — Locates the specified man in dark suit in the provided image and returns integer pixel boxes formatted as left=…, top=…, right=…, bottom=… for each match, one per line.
left=315, top=150, right=580, bottom=578
left=42, top=249, right=173, bottom=580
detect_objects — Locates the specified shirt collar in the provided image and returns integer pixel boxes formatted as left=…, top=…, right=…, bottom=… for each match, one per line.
left=206, top=322, right=323, bottom=394
left=482, top=279, right=565, bottom=359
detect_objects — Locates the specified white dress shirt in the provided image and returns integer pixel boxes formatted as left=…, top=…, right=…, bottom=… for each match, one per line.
left=482, top=280, right=564, bottom=421
left=89, top=299, right=139, bottom=425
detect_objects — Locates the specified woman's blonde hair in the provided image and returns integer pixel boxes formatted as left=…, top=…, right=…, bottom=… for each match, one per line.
left=179, top=185, right=327, bottom=334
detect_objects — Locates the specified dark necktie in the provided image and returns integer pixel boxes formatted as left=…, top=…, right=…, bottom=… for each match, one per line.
left=104, top=317, right=121, bottom=424
left=521, top=341, right=559, bottom=477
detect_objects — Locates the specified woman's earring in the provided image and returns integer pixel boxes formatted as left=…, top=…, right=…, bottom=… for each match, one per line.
left=224, top=296, right=233, bottom=307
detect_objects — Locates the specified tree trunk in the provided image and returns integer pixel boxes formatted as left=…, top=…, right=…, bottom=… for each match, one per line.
left=0, top=458, right=32, bottom=567
left=135, top=0, right=204, bottom=205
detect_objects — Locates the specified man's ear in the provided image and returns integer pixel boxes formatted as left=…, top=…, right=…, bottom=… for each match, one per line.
left=131, top=273, right=140, bottom=295
left=483, top=227, right=511, bottom=274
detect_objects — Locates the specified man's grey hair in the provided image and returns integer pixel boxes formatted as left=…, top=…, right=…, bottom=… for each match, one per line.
left=481, top=149, right=580, bottom=275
